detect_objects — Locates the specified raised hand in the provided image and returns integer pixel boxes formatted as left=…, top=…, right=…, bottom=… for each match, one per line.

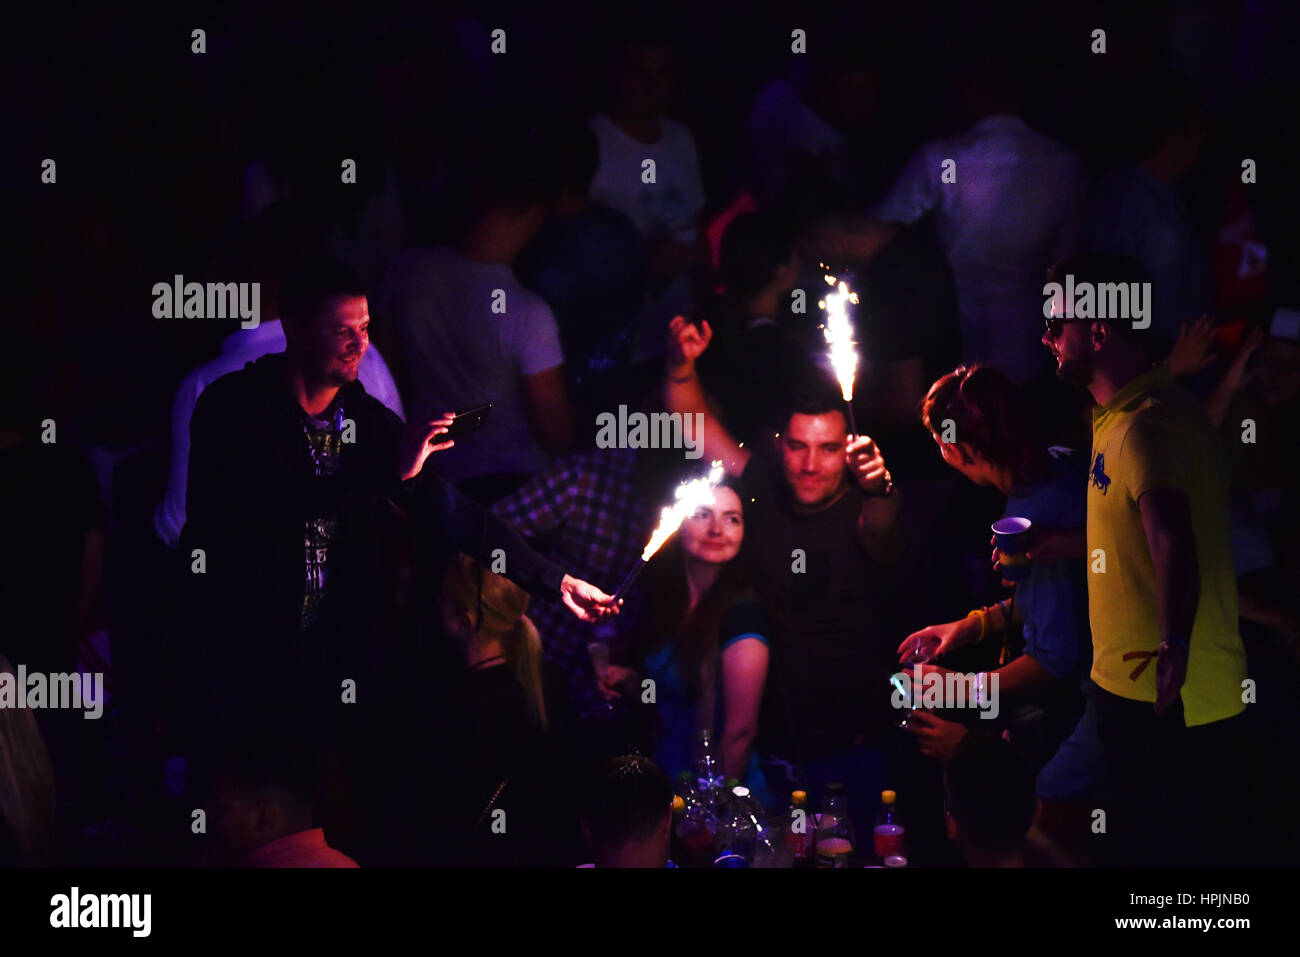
left=667, top=315, right=713, bottom=369
left=1166, top=315, right=1217, bottom=378
left=846, top=434, right=891, bottom=496
left=399, top=413, right=455, bottom=481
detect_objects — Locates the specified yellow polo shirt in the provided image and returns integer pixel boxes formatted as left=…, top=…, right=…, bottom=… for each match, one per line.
left=1086, top=364, right=1246, bottom=726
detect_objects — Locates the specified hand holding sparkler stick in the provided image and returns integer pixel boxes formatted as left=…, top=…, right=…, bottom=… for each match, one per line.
left=820, top=267, right=893, bottom=496
left=610, top=461, right=726, bottom=602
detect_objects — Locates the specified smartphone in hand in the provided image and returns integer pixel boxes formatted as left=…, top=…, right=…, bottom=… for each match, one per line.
left=442, top=403, right=492, bottom=443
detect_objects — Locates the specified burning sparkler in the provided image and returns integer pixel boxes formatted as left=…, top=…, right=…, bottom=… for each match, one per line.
left=611, top=460, right=726, bottom=601
left=818, top=267, right=860, bottom=436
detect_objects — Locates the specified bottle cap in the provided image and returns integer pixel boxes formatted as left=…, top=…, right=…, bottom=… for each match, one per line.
left=671, top=795, right=685, bottom=814
left=881, top=790, right=896, bottom=804
left=732, top=786, right=750, bottom=798
left=725, top=778, right=740, bottom=789
left=791, top=790, right=807, bottom=805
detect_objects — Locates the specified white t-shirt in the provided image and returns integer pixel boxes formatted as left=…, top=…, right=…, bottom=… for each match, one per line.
left=874, top=115, right=1088, bottom=383
left=152, top=319, right=405, bottom=547
left=589, top=113, right=705, bottom=244
left=379, top=245, right=565, bottom=481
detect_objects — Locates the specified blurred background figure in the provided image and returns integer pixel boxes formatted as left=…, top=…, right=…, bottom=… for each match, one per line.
left=589, top=18, right=705, bottom=360
left=870, top=47, right=1088, bottom=385
left=379, top=117, right=573, bottom=504
left=1086, top=70, right=1213, bottom=345
left=516, top=117, right=647, bottom=428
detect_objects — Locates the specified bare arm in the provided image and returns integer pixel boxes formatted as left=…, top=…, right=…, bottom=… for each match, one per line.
left=990, top=653, right=1056, bottom=697
left=664, top=317, right=750, bottom=476
left=720, top=638, right=769, bottom=783
left=522, top=365, right=576, bottom=454
left=1139, top=487, right=1200, bottom=713
left=1139, top=488, right=1201, bottom=644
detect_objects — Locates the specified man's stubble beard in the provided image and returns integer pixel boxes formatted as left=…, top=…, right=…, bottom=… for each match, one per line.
left=1055, top=356, right=1094, bottom=389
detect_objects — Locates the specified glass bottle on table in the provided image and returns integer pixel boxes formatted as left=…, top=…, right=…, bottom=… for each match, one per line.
left=815, top=782, right=855, bottom=867
left=674, top=771, right=718, bottom=865
left=692, top=729, right=724, bottom=811
left=873, top=790, right=906, bottom=865
left=784, top=790, right=814, bottom=864
left=714, top=785, right=758, bottom=867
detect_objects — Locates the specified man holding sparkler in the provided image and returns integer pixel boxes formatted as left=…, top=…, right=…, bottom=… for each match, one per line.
left=664, top=313, right=905, bottom=840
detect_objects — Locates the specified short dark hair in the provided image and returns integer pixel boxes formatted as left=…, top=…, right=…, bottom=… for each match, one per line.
left=780, top=373, right=849, bottom=433
left=921, top=365, right=1038, bottom=476
left=1045, top=252, right=1152, bottom=339
left=600, top=13, right=679, bottom=66
left=464, top=117, right=563, bottom=217
left=943, top=732, right=1037, bottom=856
left=718, top=212, right=796, bottom=301
left=537, top=117, right=600, bottom=197
left=580, top=754, right=672, bottom=849
left=279, top=258, right=367, bottom=330
left=213, top=729, right=319, bottom=815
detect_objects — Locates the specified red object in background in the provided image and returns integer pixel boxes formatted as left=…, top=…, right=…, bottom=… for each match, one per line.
left=1214, top=317, right=1249, bottom=351
left=705, top=192, right=759, bottom=272
left=1211, top=176, right=1270, bottom=313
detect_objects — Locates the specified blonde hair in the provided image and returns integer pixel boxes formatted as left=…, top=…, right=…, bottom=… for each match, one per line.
left=0, top=653, right=56, bottom=865
left=443, top=555, right=549, bottom=732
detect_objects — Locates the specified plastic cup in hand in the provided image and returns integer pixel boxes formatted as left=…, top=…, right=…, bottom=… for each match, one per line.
left=991, top=516, right=1033, bottom=583
left=903, top=635, right=934, bottom=665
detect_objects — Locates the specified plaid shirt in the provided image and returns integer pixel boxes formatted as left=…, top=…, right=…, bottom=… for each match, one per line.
left=493, top=447, right=651, bottom=718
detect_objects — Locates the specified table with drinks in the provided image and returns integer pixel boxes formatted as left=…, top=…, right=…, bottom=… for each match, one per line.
left=673, top=731, right=908, bottom=869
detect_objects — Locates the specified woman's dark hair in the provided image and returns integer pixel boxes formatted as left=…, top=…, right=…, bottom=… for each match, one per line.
left=632, top=473, right=752, bottom=698
left=920, top=364, right=1048, bottom=484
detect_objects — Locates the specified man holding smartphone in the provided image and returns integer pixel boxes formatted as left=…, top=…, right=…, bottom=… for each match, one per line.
left=182, top=259, right=616, bottom=766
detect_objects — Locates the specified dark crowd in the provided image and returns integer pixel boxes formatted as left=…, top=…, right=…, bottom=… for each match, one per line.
left=4, top=1, right=1300, bottom=869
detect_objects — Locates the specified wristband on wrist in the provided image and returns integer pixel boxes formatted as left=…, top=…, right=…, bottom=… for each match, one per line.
left=966, top=608, right=988, bottom=643
left=991, top=598, right=1012, bottom=634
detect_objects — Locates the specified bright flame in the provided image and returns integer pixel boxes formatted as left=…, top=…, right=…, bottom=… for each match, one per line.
left=818, top=275, right=859, bottom=402
left=640, top=460, right=725, bottom=561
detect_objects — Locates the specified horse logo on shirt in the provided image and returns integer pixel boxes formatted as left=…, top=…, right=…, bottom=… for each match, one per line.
left=1090, top=452, right=1111, bottom=495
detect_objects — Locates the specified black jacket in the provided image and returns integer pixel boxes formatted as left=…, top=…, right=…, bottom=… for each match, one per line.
left=180, top=353, right=567, bottom=744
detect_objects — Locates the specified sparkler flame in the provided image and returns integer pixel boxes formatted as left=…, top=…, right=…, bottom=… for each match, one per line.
left=640, top=460, right=725, bottom=561
left=818, top=274, right=859, bottom=403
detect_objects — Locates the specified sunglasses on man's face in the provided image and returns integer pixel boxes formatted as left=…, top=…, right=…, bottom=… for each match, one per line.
left=1043, top=317, right=1092, bottom=340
